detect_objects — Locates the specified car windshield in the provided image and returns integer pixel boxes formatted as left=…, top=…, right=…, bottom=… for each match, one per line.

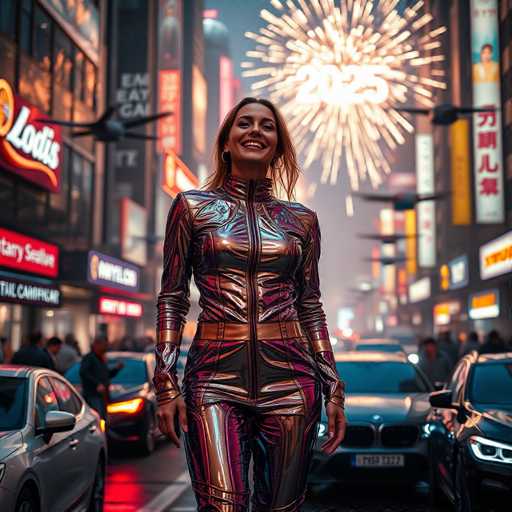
left=0, top=377, right=28, bottom=431
left=335, top=361, right=430, bottom=394
left=356, top=344, right=403, bottom=353
left=467, top=363, right=512, bottom=405
left=108, top=358, right=147, bottom=385
left=65, top=357, right=147, bottom=386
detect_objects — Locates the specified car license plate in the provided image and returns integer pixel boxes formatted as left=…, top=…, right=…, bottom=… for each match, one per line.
left=353, top=454, right=404, bottom=467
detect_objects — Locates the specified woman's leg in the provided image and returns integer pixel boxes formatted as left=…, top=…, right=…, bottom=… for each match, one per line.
left=251, top=403, right=321, bottom=511
left=184, top=402, right=252, bottom=512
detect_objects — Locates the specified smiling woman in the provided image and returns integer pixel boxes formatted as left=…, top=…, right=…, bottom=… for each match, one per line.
left=155, top=97, right=346, bottom=511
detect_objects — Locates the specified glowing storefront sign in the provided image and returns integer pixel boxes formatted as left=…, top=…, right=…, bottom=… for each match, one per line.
left=469, top=289, right=499, bottom=320
left=158, top=70, right=181, bottom=154
left=98, top=297, right=142, bottom=318
left=0, top=79, right=62, bottom=192
left=480, top=231, right=512, bottom=280
left=450, top=119, right=471, bottom=225
left=0, top=274, right=61, bottom=307
left=162, top=151, right=198, bottom=197
left=409, top=277, right=431, bottom=303
left=470, top=0, right=504, bottom=223
left=88, top=251, right=140, bottom=292
left=434, top=301, right=461, bottom=326
left=0, top=227, right=59, bottom=278
left=416, top=133, right=436, bottom=268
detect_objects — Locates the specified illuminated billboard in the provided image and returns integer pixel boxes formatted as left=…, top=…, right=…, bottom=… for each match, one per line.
left=470, top=0, right=504, bottom=223
left=219, top=56, right=234, bottom=123
left=162, top=151, right=199, bottom=197
left=0, top=79, right=62, bottom=192
left=158, top=70, right=181, bottom=154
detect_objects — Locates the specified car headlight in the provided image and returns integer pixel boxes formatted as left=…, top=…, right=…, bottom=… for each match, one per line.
left=421, top=422, right=435, bottom=438
left=0, top=463, right=5, bottom=483
left=318, top=423, right=327, bottom=437
left=408, top=353, right=419, bottom=365
left=469, top=436, right=512, bottom=464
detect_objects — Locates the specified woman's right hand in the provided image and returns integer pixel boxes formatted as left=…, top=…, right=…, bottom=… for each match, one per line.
left=156, top=396, right=188, bottom=447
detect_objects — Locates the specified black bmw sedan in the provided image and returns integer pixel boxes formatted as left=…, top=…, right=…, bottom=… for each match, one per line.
left=309, top=351, right=434, bottom=490
left=428, top=351, right=512, bottom=511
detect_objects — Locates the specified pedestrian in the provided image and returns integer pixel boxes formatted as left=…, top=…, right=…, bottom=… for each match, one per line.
left=56, top=333, right=81, bottom=374
left=459, top=331, right=480, bottom=358
left=45, top=336, right=62, bottom=371
left=11, top=331, right=54, bottom=369
left=479, top=329, right=508, bottom=355
left=418, top=337, right=452, bottom=385
left=437, top=330, right=459, bottom=369
left=154, top=97, right=346, bottom=510
left=79, top=337, right=123, bottom=419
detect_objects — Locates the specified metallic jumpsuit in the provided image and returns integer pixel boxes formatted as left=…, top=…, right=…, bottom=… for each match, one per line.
left=154, top=174, right=345, bottom=511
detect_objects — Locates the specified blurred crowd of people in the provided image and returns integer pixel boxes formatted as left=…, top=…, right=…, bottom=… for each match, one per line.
left=417, top=329, right=511, bottom=384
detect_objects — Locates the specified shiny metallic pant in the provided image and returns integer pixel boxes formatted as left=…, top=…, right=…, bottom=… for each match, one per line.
left=184, top=400, right=320, bottom=511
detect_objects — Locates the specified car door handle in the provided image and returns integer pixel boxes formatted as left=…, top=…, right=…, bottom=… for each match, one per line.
left=69, top=439, right=80, bottom=449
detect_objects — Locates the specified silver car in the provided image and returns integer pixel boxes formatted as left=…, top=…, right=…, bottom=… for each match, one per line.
left=0, top=365, right=107, bottom=512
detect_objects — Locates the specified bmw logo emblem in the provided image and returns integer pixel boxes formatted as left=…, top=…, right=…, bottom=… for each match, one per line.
left=372, top=414, right=382, bottom=423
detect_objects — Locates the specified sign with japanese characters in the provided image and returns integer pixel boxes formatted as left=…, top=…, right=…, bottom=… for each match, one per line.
left=416, top=134, right=436, bottom=267
left=470, top=0, right=504, bottom=223
left=480, top=231, right=512, bottom=280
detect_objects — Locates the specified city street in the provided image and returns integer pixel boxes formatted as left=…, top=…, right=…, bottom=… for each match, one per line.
left=105, top=442, right=450, bottom=512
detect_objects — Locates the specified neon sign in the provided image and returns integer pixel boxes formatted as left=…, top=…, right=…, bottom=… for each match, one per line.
left=98, top=297, right=143, bottom=318
left=0, top=79, right=62, bottom=192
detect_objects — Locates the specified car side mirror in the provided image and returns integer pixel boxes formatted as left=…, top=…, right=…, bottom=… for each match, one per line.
left=37, top=411, right=76, bottom=438
left=429, top=390, right=456, bottom=409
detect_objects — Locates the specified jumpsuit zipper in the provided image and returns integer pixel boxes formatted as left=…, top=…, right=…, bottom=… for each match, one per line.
left=246, top=180, right=259, bottom=399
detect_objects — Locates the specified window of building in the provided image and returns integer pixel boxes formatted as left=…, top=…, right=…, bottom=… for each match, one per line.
left=20, top=0, right=33, bottom=54
left=33, top=6, right=52, bottom=71
left=0, top=0, right=16, bottom=39
left=70, top=152, right=93, bottom=240
left=84, top=58, right=97, bottom=109
left=54, top=28, right=73, bottom=91
left=74, top=50, right=85, bottom=102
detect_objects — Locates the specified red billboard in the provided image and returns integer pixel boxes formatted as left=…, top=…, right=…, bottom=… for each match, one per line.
left=162, top=151, right=199, bottom=197
left=98, top=296, right=143, bottom=318
left=0, top=227, right=59, bottom=278
left=158, top=70, right=181, bottom=154
left=0, top=79, right=62, bottom=192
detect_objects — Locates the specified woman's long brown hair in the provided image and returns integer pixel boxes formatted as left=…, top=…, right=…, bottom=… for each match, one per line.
left=203, top=97, right=301, bottom=201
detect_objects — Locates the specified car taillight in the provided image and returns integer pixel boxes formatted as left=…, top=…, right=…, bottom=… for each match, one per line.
left=100, top=419, right=106, bottom=432
left=107, top=398, right=144, bottom=415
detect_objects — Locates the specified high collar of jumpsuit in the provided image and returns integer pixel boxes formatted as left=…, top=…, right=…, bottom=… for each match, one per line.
left=154, top=171, right=345, bottom=410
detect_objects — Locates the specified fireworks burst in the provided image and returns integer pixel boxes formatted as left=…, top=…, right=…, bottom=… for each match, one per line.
left=243, top=0, right=447, bottom=192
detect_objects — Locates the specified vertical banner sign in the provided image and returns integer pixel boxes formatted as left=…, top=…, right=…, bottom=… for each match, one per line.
left=380, top=208, right=395, bottom=295
left=416, top=134, right=436, bottom=268
left=405, top=210, right=417, bottom=276
left=470, top=0, right=504, bottom=223
left=450, top=119, right=472, bottom=225
left=158, top=0, right=182, bottom=154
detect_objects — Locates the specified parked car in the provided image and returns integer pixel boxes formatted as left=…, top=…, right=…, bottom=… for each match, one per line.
left=66, top=351, right=160, bottom=455
left=0, top=365, right=106, bottom=512
left=354, top=338, right=405, bottom=353
left=309, top=351, right=433, bottom=491
left=428, top=351, right=512, bottom=511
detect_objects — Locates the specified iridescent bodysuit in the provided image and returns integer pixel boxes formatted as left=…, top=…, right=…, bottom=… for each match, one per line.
left=154, top=173, right=345, bottom=511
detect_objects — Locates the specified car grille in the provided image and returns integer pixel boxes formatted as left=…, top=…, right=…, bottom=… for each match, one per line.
left=341, top=425, right=375, bottom=447
left=381, top=425, right=419, bottom=447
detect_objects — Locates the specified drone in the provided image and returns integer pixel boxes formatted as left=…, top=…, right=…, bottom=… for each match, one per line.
left=353, top=191, right=448, bottom=211
left=357, top=233, right=418, bottom=244
left=365, top=256, right=409, bottom=266
left=393, top=103, right=496, bottom=126
left=38, top=105, right=172, bottom=142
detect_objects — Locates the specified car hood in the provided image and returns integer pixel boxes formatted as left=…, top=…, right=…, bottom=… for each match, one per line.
left=322, top=393, right=431, bottom=424
left=0, top=431, right=23, bottom=461
left=480, top=407, right=512, bottom=429
left=109, top=383, right=147, bottom=401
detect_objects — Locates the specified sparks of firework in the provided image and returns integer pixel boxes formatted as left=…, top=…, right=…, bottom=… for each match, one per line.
left=242, top=0, right=447, bottom=192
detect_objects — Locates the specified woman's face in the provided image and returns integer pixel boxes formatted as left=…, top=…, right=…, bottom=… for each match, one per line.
left=225, top=103, right=278, bottom=170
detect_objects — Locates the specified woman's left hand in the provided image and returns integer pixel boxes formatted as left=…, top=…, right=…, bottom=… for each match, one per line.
left=320, top=402, right=347, bottom=455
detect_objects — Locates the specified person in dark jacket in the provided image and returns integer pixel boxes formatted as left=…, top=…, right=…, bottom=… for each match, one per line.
left=79, top=337, right=123, bottom=419
left=12, top=332, right=53, bottom=369
left=418, top=337, right=452, bottom=385
left=479, top=329, right=508, bottom=354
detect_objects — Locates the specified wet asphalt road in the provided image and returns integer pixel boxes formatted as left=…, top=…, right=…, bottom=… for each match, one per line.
left=104, top=439, right=452, bottom=512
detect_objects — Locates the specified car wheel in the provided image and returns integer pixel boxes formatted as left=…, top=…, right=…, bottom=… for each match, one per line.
left=139, top=413, right=156, bottom=456
left=88, top=459, right=105, bottom=512
left=455, top=451, right=477, bottom=512
left=15, top=486, right=39, bottom=512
